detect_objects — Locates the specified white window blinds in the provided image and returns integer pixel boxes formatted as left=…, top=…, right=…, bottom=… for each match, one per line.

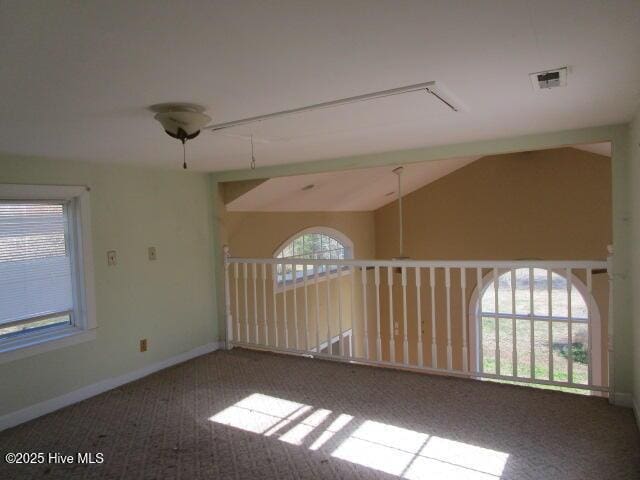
left=0, top=202, right=73, bottom=325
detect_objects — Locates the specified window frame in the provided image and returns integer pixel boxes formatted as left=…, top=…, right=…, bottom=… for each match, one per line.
left=272, top=226, right=354, bottom=292
left=468, top=267, right=602, bottom=388
left=0, top=184, right=97, bottom=363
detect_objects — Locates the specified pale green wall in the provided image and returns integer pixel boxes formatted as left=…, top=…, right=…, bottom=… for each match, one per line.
left=0, top=155, right=217, bottom=417
left=211, top=123, right=635, bottom=399
left=630, top=107, right=640, bottom=410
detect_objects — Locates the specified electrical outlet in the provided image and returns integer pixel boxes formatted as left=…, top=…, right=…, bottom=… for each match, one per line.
left=139, top=339, right=147, bottom=352
left=107, top=250, right=117, bottom=266
left=148, top=246, right=157, bottom=261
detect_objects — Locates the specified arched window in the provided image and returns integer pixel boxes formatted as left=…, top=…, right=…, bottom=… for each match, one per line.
left=469, top=268, right=601, bottom=388
left=273, top=227, right=353, bottom=285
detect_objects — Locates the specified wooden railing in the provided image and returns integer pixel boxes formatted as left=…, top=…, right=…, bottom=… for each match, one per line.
left=223, top=247, right=612, bottom=394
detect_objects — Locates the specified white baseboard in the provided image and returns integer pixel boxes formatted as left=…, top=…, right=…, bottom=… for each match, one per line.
left=612, top=392, right=634, bottom=408
left=0, top=341, right=223, bottom=432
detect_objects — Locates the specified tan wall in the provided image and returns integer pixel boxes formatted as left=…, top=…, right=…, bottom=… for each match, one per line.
left=375, top=147, right=611, bottom=261
left=223, top=210, right=375, bottom=259
left=222, top=209, right=376, bottom=356
left=373, top=148, right=612, bottom=380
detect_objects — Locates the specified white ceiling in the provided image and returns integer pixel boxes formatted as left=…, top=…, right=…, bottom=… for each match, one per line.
left=574, top=142, right=612, bottom=157
left=226, top=156, right=479, bottom=211
left=0, top=1, right=638, bottom=171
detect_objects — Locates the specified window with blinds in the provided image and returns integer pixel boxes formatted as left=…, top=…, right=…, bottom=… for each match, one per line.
left=0, top=202, right=74, bottom=338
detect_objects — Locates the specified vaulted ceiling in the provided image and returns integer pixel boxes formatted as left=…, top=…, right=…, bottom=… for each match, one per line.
left=226, top=156, right=479, bottom=211
left=0, top=1, right=638, bottom=171
left=225, top=143, right=611, bottom=212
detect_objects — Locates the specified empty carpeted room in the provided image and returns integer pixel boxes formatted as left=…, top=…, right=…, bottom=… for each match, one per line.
left=1, top=1, right=640, bottom=479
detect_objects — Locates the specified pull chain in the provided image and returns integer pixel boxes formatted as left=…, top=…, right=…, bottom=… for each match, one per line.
left=182, top=140, right=187, bottom=170
left=250, top=135, right=256, bottom=170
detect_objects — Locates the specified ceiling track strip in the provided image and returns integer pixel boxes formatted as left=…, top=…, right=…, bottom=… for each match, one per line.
left=204, top=81, right=458, bottom=133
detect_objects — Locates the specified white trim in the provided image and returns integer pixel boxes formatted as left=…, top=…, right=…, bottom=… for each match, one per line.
left=468, top=268, right=603, bottom=388
left=229, top=257, right=606, bottom=269
left=75, top=189, right=97, bottom=330
left=633, top=396, right=640, bottom=431
left=0, top=183, right=87, bottom=201
left=0, top=326, right=96, bottom=364
left=0, top=341, right=223, bottom=431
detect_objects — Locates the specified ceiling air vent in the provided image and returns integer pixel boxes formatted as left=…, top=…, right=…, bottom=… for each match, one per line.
left=530, top=67, right=567, bottom=90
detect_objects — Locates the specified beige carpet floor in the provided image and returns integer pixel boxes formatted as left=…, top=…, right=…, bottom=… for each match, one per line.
left=1, top=348, right=639, bottom=479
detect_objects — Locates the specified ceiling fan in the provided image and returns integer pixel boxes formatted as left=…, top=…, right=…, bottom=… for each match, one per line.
left=151, top=81, right=459, bottom=169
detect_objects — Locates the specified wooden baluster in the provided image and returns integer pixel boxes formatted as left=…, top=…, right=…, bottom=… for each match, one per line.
left=293, top=263, right=299, bottom=350
left=337, top=264, right=344, bottom=357
left=461, top=268, right=467, bottom=372
left=349, top=265, right=355, bottom=359
left=567, top=268, right=573, bottom=384
left=401, top=266, right=409, bottom=365
left=548, top=269, right=553, bottom=381
left=243, top=263, right=249, bottom=343
left=529, top=268, right=534, bottom=379
left=511, top=268, right=517, bottom=377
left=283, top=261, right=288, bottom=349
left=587, top=268, right=593, bottom=386
left=262, top=264, right=268, bottom=346
left=234, top=263, right=240, bottom=343
left=493, top=268, right=500, bottom=376
left=375, top=266, right=382, bottom=360
left=303, top=264, right=309, bottom=351
left=387, top=266, right=395, bottom=363
left=445, top=267, right=452, bottom=370
left=272, top=264, right=279, bottom=348
left=477, top=268, right=483, bottom=373
left=416, top=267, right=423, bottom=368
left=362, top=266, right=369, bottom=360
left=314, top=266, right=321, bottom=353
left=326, top=263, right=332, bottom=355
left=430, top=267, right=437, bottom=368
left=252, top=264, right=258, bottom=344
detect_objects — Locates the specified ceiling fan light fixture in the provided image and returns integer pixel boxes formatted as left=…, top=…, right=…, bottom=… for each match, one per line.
left=150, top=103, right=211, bottom=169
left=153, top=107, right=211, bottom=141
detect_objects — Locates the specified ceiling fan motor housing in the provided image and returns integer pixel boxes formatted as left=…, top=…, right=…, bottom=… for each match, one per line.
left=152, top=103, right=211, bottom=143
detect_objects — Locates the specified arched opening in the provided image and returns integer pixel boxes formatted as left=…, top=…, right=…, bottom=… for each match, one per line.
left=469, top=268, right=602, bottom=390
left=273, top=226, right=353, bottom=286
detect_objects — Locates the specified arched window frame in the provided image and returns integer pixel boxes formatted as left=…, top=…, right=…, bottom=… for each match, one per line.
left=468, top=268, right=602, bottom=388
left=272, top=226, right=354, bottom=291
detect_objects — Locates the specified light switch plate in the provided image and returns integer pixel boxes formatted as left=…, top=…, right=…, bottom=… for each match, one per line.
left=148, top=246, right=157, bottom=261
left=107, top=250, right=117, bottom=266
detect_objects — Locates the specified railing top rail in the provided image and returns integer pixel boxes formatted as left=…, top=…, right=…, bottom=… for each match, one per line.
left=226, top=257, right=608, bottom=270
